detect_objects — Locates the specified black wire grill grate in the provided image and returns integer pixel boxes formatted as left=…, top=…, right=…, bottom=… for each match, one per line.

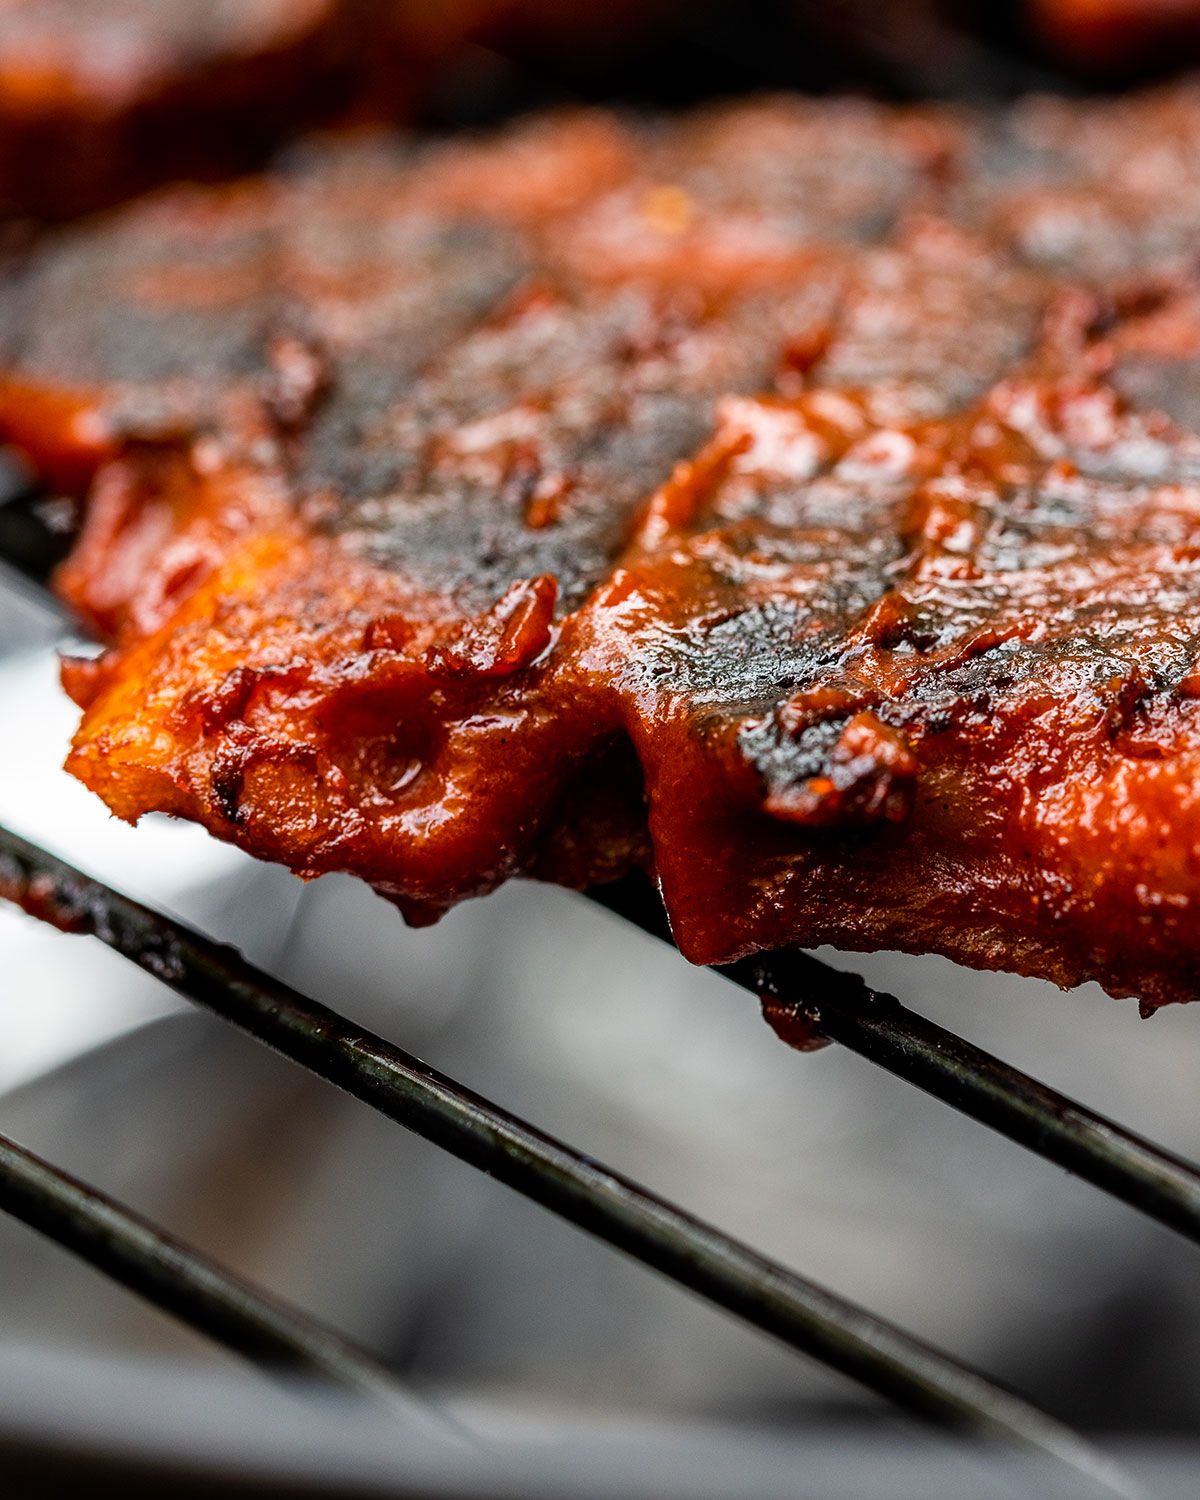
left=0, top=810, right=1172, bottom=1498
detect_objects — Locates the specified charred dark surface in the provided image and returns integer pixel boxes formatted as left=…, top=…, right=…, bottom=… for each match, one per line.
left=5, top=89, right=1200, bottom=1006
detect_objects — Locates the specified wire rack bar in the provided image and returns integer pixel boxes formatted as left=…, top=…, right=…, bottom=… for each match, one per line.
left=592, top=875, right=1200, bottom=1249
left=0, top=823, right=1126, bottom=1489
left=0, top=1129, right=403, bottom=1402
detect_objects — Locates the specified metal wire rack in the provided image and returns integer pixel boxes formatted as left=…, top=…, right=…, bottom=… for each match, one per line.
left=0, top=536, right=1191, bottom=1498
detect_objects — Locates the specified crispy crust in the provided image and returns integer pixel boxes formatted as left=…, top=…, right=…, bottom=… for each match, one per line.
left=5, top=93, right=1200, bottom=1004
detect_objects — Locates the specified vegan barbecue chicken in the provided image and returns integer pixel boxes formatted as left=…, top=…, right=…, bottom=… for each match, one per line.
left=4, top=87, right=1200, bottom=1009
